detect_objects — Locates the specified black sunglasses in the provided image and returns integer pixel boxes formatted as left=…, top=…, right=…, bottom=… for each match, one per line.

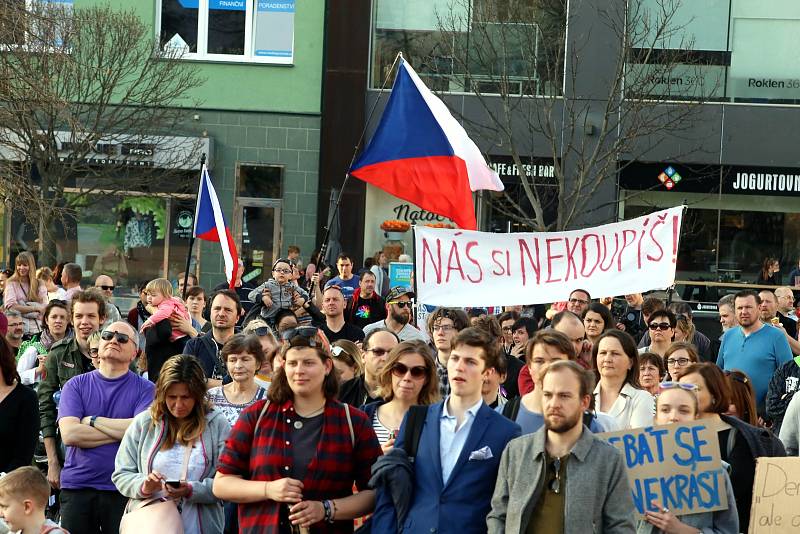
left=549, top=457, right=562, bottom=493
left=97, top=285, right=115, bottom=291
left=391, top=363, right=427, bottom=379
left=101, top=330, right=132, bottom=344
left=253, top=326, right=271, bottom=337
left=282, top=326, right=320, bottom=347
left=648, top=322, right=672, bottom=331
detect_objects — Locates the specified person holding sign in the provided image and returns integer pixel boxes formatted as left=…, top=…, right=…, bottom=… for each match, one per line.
left=593, top=330, right=655, bottom=430
left=679, top=363, right=785, bottom=529
left=637, top=382, right=739, bottom=534
left=487, top=360, right=636, bottom=533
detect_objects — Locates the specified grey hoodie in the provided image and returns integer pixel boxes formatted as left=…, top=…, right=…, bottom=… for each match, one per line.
left=112, top=409, right=230, bottom=534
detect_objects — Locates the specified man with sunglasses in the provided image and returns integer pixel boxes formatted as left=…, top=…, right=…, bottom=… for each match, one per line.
left=57, top=321, right=155, bottom=533
left=363, top=286, right=426, bottom=342
left=488, top=360, right=635, bottom=533
left=339, top=328, right=400, bottom=407
left=94, top=274, right=122, bottom=327
left=39, top=289, right=107, bottom=490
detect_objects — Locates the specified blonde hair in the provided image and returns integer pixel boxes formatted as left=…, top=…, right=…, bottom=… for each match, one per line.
left=87, top=331, right=102, bottom=348
left=36, top=266, right=54, bottom=282
left=0, top=466, right=50, bottom=508
left=145, top=278, right=174, bottom=298
left=10, top=251, right=40, bottom=300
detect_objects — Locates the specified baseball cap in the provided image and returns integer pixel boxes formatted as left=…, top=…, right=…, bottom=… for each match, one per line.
left=387, top=286, right=415, bottom=302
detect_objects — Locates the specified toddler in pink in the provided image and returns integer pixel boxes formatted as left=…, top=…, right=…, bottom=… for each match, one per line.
left=140, top=278, right=190, bottom=342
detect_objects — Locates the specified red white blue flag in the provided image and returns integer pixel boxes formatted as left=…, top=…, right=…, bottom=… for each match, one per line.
left=350, top=58, right=503, bottom=230
left=193, top=164, right=239, bottom=288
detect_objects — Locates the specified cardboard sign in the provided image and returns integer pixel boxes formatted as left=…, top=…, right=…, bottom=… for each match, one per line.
left=414, top=206, right=684, bottom=307
left=750, top=457, right=800, bottom=532
left=599, top=420, right=728, bottom=518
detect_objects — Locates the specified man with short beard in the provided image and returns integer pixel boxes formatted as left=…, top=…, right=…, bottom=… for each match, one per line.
left=488, top=360, right=635, bottom=533
left=345, top=270, right=386, bottom=329
left=362, top=286, right=425, bottom=342
left=718, top=290, right=792, bottom=412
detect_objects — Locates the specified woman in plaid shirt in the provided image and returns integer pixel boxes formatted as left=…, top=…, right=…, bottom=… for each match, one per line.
left=213, top=326, right=382, bottom=533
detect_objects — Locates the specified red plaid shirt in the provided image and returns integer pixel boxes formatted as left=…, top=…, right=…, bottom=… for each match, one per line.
left=217, top=398, right=381, bottom=533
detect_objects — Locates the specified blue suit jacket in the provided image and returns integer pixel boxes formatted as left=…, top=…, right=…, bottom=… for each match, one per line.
left=372, top=401, right=521, bottom=534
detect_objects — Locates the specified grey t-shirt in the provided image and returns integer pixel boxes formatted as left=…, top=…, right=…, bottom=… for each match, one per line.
left=289, top=412, right=324, bottom=482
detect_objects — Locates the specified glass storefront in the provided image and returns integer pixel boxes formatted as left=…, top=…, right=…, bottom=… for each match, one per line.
left=370, top=0, right=565, bottom=95
left=630, top=0, right=800, bottom=104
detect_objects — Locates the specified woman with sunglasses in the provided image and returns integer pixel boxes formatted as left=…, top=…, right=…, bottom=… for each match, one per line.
left=17, top=299, right=71, bottom=384
left=638, top=309, right=676, bottom=358
left=663, top=341, right=699, bottom=381
left=362, top=340, right=439, bottom=452
left=114, top=355, right=230, bottom=534
left=679, top=362, right=785, bottom=529
left=638, top=382, right=739, bottom=533
left=593, top=330, right=654, bottom=430
left=331, top=339, right=363, bottom=383
left=213, top=327, right=382, bottom=533
left=4, top=251, right=47, bottom=336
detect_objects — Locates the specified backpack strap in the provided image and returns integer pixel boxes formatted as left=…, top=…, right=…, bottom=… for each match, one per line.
left=254, top=400, right=271, bottom=429
left=403, top=405, right=429, bottom=462
left=344, top=403, right=355, bottom=447
left=502, top=396, right=521, bottom=421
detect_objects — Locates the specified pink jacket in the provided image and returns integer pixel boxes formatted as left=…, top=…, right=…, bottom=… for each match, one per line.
left=145, top=296, right=190, bottom=342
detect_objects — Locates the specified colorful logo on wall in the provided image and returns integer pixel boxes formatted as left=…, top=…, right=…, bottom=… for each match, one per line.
left=657, top=166, right=682, bottom=190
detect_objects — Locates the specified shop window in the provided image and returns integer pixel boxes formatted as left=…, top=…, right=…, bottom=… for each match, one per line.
left=158, top=0, right=295, bottom=64
left=371, top=0, right=565, bottom=96
left=237, top=163, right=282, bottom=198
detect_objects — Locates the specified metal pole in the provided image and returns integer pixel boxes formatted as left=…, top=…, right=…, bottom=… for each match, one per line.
left=182, top=153, right=206, bottom=300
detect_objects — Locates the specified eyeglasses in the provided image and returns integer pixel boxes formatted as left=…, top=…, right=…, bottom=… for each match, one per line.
left=432, top=325, right=454, bottom=333
left=89, top=348, right=99, bottom=356
left=549, top=457, right=562, bottom=493
left=281, top=326, right=320, bottom=346
left=101, top=330, right=132, bottom=344
left=568, top=298, right=588, bottom=305
left=389, top=301, right=413, bottom=309
left=391, top=363, right=427, bottom=379
left=666, top=357, right=691, bottom=367
left=658, top=381, right=698, bottom=393
left=273, top=268, right=291, bottom=274
left=648, top=322, right=672, bottom=331
left=96, top=285, right=115, bottom=291
left=365, top=347, right=392, bottom=357
left=501, top=326, right=513, bottom=332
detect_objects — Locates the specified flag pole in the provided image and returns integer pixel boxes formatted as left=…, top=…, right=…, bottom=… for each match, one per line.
left=310, top=52, right=404, bottom=296
left=182, top=153, right=206, bottom=300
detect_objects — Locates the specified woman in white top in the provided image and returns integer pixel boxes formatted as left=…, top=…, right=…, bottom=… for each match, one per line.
left=593, top=329, right=654, bottom=430
left=361, top=339, right=440, bottom=453
left=16, top=300, right=71, bottom=385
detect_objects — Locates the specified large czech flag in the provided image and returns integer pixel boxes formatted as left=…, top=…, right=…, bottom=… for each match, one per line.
left=350, top=58, right=503, bottom=230
left=193, top=164, right=239, bottom=288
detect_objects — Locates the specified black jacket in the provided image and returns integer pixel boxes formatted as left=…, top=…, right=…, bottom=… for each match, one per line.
left=339, top=375, right=380, bottom=408
left=766, top=357, right=800, bottom=433
left=183, top=332, right=233, bottom=384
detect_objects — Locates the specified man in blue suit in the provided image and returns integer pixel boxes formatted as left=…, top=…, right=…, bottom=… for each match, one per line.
left=372, top=327, right=522, bottom=533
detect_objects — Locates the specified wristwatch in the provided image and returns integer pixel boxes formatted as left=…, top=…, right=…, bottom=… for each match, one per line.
left=90, top=416, right=98, bottom=427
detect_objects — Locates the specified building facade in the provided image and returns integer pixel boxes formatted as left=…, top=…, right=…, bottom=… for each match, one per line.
left=321, top=0, right=800, bottom=287
left=2, top=0, right=323, bottom=294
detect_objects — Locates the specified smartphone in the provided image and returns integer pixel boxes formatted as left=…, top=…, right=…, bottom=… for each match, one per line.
left=165, top=480, right=181, bottom=488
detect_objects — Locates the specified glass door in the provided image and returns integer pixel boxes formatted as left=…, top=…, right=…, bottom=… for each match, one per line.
left=234, top=199, right=281, bottom=288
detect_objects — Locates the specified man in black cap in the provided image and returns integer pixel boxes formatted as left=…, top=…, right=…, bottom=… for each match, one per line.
left=362, top=286, right=426, bottom=342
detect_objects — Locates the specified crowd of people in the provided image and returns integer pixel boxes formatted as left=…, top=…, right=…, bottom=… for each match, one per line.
left=0, top=248, right=798, bottom=534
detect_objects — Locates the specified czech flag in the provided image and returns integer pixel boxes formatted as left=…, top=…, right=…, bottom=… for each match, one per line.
left=350, top=57, right=503, bottom=230
left=193, top=164, right=239, bottom=288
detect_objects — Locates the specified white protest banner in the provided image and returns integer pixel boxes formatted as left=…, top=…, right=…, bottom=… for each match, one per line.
left=599, top=420, right=728, bottom=518
left=750, top=457, right=800, bottom=533
left=414, top=206, right=684, bottom=307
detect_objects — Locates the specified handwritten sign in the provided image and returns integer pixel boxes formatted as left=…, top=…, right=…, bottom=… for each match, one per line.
left=750, top=457, right=800, bottom=533
left=600, top=420, right=727, bottom=518
left=414, top=206, right=684, bottom=307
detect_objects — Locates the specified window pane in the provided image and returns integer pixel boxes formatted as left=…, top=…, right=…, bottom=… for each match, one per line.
left=238, top=164, right=282, bottom=198
left=160, top=0, right=198, bottom=53
left=208, top=0, right=245, bottom=55
left=253, top=0, right=295, bottom=58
